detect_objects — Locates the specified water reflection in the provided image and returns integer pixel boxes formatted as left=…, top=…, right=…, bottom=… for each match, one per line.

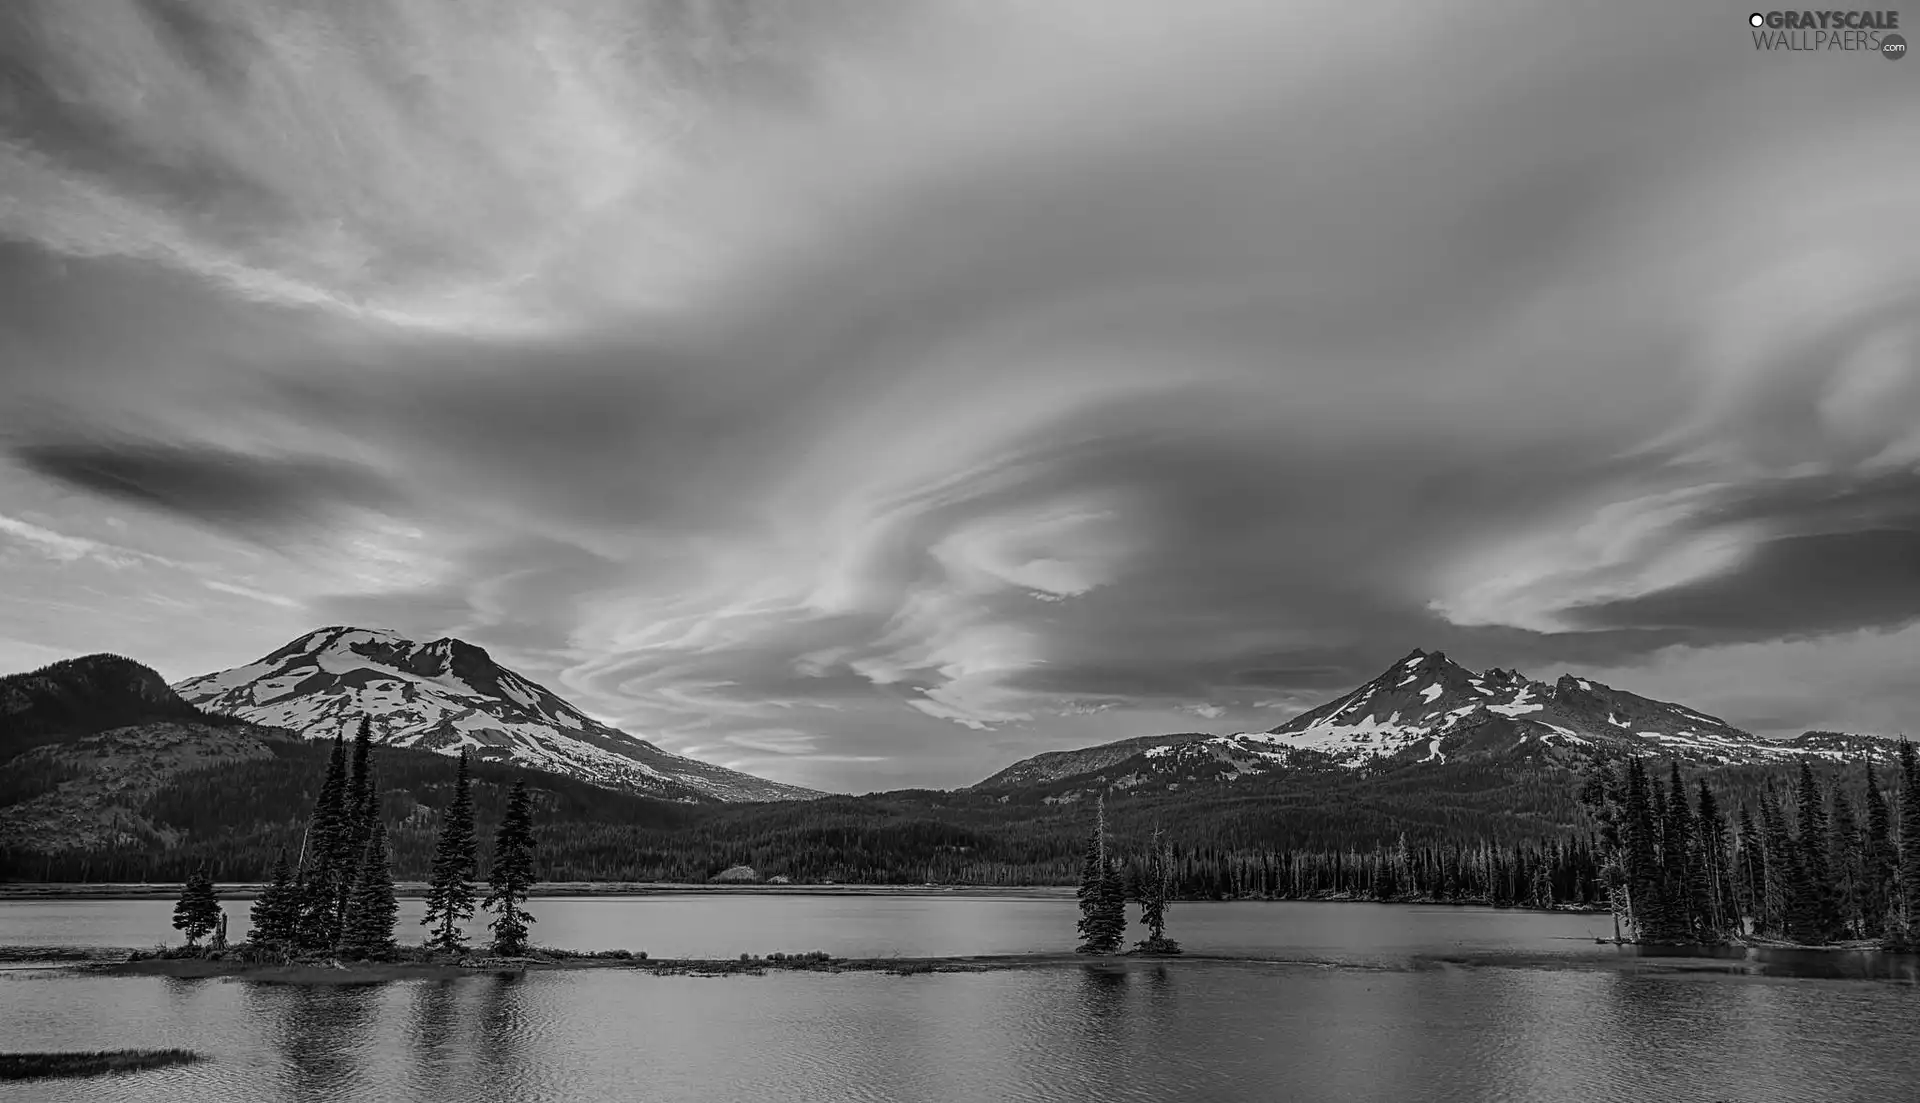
left=1623, top=943, right=1920, bottom=982
left=474, top=972, right=555, bottom=1101
left=406, top=980, right=466, bottom=1100
left=258, top=982, right=384, bottom=1103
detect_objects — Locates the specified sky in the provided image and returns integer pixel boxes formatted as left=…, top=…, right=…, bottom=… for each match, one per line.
left=3, top=1, right=1919, bottom=793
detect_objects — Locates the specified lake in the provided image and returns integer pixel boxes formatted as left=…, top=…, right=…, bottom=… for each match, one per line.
left=2, top=896, right=1915, bottom=1102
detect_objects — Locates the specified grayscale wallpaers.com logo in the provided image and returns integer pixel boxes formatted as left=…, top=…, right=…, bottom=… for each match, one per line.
left=1748, top=10, right=1906, bottom=55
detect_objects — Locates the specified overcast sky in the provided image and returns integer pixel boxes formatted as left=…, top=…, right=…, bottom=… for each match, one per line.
left=3, top=1, right=1919, bottom=792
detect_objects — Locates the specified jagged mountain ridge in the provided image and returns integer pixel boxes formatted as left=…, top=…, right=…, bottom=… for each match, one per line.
left=976, top=648, right=1900, bottom=789
left=171, top=627, right=819, bottom=803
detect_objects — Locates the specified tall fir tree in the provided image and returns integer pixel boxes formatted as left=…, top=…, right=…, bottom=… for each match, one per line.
left=297, top=733, right=351, bottom=950
left=1693, top=780, right=1732, bottom=939
left=1661, top=761, right=1697, bottom=939
left=342, top=812, right=399, bottom=958
left=334, top=717, right=377, bottom=933
left=1578, top=760, right=1630, bottom=941
left=1861, top=757, right=1897, bottom=940
left=1893, top=739, right=1920, bottom=951
left=1758, top=787, right=1795, bottom=938
left=1622, top=757, right=1665, bottom=941
left=1788, top=759, right=1836, bottom=944
left=248, top=849, right=301, bottom=949
left=1828, top=791, right=1864, bottom=939
left=1135, top=825, right=1180, bottom=954
left=1075, top=794, right=1124, bottom=954
left=1733, top=803, right=1763, bottom=937
left=1100, top=847, right=1127, bottom=946
left=172, top=865, right=222, bottom=948
left=422, top=749, right=478, bottom=953
left=482, top=780, right=539, bottom=956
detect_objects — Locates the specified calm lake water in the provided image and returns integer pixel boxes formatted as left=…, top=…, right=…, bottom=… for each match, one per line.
left=2, top=896, right=1915, bottom=1103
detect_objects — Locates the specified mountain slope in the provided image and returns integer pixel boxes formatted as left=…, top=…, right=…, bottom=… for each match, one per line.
left=973, top=732, right=1212, bottom=790
left=976, top=648, right=1899, bottom=790
left=0, top=653, right=234, bottom=763
left=171, top=627, right=819, bottom=803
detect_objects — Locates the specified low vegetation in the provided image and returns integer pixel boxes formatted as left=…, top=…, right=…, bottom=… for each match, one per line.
left=0, top=1049, right=203, bottom=1081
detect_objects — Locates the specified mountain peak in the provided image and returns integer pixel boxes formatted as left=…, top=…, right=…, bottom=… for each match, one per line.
left=1209, top=646, right=1816, bottom=771
left=174, top=628, right=821, bottom=802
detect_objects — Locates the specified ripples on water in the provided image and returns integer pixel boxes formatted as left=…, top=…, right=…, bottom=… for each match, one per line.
left=1, top=899, right=1914, bottom=1103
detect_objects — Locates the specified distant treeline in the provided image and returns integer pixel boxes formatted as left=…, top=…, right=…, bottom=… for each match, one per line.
left=5, top=732, right=1913, bottom=925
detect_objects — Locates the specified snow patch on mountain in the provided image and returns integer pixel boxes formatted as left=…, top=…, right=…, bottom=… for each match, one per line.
left=173, top=627, right=820, bottom=803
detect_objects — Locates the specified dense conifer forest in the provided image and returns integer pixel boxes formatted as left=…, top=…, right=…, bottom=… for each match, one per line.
left=7, top=713, right=1915, bottom=945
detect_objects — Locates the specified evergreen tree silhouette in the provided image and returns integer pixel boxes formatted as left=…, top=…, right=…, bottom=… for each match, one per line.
left=1758, top=787, right=1795, bottom=938
left=1661, top=761, right=1697, bottom=939
left=1075, top=795, right=1124, bottom=954
left=172, top=866, right=221, bottom=948
left=422, top=750, right=478, bottom=952
left=1135, top=824, right=1180, bottom=954
left=342, top=810, right=399, bottom=958
left=248, top=849, right=301, bottom=949
left=1788, top=759, right=1836, bottom=944
left=1622, top=757, right=1671, bottom=941
left=335, top=716, right=376, bottom=934
left=1861, top=757, right=1897, bottom=940
left=1693, top=780, right=1732, bottom=939
left=1733, top=802, right=1763, bottom=937
left=482, top=781, right=539, bottom=956
left=1892, top=739, right=1920, bottom=951
left=297, top=734, right=350, bottom=950
left=1828, top=791, right=1864, bottom=939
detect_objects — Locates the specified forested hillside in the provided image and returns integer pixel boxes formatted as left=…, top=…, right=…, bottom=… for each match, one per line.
left=7, top=722, right=1903, bottom=916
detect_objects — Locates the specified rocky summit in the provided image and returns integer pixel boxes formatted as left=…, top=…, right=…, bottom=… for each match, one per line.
left=980, top=648, right=1898, bottom=788
left=171, top=627, right=820, bottom=803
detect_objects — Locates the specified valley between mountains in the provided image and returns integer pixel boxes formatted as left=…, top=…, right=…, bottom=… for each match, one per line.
left=0, top=630, right=1904, bottom=898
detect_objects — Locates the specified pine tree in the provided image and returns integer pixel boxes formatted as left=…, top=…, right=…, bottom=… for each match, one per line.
left=1892, top=739, right=1920, bottom=951
left=422, top=750, right=478, bottom=953
left=1135, top=825, right=1180, bottom=954
left=1758, top=788, right=1794, bottom=938
left=1100, top=848, right=1127, bottom=946
left=1578, top=759, right=1630, bottom=941
left=1828, top=790, right=1864, bottom=939
left=1693, top=780, right=1732, bottom=939
left=342, top=814, right=398, bottom=958
left=334, top=716, right=376, bottom=934
left=482, top=781, right=539, bottom=956
left=172, top=866, right=222, bottom=948
left=1788, top=759, right=1836, bottom=944
left=1075, top=795, right=1124, bottom=954
left=1861, top=757, right=1897, bottom=940
left=1622, top=757, right=1672, bottom=941
left=1661, top=762, right=1697, bottom=939
left=297, top=733, right=351, bottom=950
left=248, top=849, right=301, bottom=949
left=1733, top=803, right=1763, bottom=937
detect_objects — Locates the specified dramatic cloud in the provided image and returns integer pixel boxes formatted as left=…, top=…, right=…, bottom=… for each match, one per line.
left=12, top=442, right=400, bottom=529
left=3, top=0, right=1919, bottom=791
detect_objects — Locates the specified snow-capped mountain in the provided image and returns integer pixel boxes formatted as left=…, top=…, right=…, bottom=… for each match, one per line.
left=172, top=627, right=820, bottom=803
left=978, top=648, right=1901, bottom=788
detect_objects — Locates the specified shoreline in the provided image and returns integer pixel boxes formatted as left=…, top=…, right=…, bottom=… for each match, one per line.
left=0, top=882, right=1076, bottom=901
left=81, top=950, right=1205, bottom=984
left=0, top=882, right=1605, bottom=912
left=5, top=941, right=1908, bottom=987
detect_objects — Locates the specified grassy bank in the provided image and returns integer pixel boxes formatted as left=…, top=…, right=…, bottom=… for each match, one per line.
left=0, top=881, right=1077, bottom=901
left=88, top=947, right=1208, bottom=984
left=0, top=1049, right=203, bottom=1080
